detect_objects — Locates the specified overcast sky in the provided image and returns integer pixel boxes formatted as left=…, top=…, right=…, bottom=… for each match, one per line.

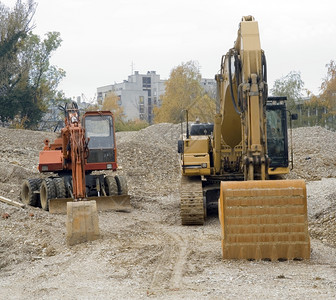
left=2, top=0, right=336, bottom=101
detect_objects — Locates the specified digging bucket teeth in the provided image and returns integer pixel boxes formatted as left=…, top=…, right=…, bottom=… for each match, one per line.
left=219, top=179, right=310, bottom=261
left=49, top=195, right=131, bottom=214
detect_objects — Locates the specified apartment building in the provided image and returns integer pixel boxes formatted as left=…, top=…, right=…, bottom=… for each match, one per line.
left=97, top=71, right=165, bottom=123
left=97, top=71, right=216, bottom=124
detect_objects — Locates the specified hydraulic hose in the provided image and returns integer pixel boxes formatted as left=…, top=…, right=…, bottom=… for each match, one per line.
left=234, top=51, right=243, bottom=111
left=228, top=49, right=242, bottom=115
left=261, top=51, right=268, bottom=104
left=261, top=51, right=267, bottom=82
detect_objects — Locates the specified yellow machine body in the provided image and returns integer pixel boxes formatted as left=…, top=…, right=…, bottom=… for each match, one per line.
left=219, top=180, right=310, bottom=260
left=179, top=16, right=310, bottom=260
left=181, top=136, right=211, bottom=176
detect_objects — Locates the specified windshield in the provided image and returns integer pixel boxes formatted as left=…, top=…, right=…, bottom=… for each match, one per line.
left=266, top=108, right=288, bottom=168
left=84, top=115, right=114, bottom=149
left=85, top=117, right=110, bottom=137
left=190, top=123, right=214, bottom=136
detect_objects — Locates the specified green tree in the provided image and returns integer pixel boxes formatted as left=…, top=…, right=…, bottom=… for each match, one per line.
left=0, top=1, right=65, bottom=128
left=0, top=0, right=36, bottom=93
left=154, top=61, right=215, bottom=123
left=270, top=71, right=305, bottom=113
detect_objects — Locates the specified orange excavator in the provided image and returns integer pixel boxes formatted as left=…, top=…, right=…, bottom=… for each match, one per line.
left=21, top=102, right=130, bottom=245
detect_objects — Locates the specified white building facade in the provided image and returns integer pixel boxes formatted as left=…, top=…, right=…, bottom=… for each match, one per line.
left=97, top=71, right=216, bottom=124
left=97, top=71, right=165, bottom=123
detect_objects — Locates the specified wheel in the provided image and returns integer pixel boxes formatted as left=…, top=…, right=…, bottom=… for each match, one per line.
left=115, top=175, right=128, bottom=195
left=21, top=179, right=40, bottom=206
left=104, top=176, right=118, bottom=196
left=53, top=177, right=67, bottom=198
left=34, top=178, right=43, bottom=207
left=40, top=178, right=56, bottom=211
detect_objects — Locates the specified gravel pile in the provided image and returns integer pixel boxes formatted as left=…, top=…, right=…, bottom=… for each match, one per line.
left=0, top=124, right=336, bottom=298
left=0, top=124, right=335, bottom=263
left=115, top=123, right=181, bottom=197
left=0, top=127, right=57, bottom=197
left=288, top=126, right=336, bottom=180
left=287, top=126, right=336, bottom=247
left=307, top=179, right=336, bottom=248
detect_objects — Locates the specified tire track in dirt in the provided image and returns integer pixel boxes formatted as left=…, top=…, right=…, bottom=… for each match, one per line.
left=169, top=231, right=187, bottom=289
left=147, top=226, right=188, bottom=294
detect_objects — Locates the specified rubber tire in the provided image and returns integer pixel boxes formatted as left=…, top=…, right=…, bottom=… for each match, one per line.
left=104, top=176, right=118, bottom=196
left=34, top=179, right=43, bottom=207
left=115, top=175, right=128, bottom=195
left=40, top=178, right=56, bottom=211
left=21, top=179, right=40, bottom=206
left=53, top=177, right=67, bottom=198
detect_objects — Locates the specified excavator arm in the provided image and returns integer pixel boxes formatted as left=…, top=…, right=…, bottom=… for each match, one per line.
left=214, top=15, right=268, bottom=180
left=61, top=103, right=88, bottom=199
left=61, top=102, right=99, bottom=246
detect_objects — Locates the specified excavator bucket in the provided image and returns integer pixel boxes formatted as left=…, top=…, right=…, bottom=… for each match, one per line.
left=219, top=179, right=310, bottom=261
left=49, top=195, right=131, bottom=214
left=66, top=200, right=100, bottom=246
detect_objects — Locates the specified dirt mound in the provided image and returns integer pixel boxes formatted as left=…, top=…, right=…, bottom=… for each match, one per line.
left=285, top=126, right=336, bottom=247
left=0, top=124, right=336, bottom=298
left=0, top=124, right=335, bottom=239
left=0, top=127, right=57, bottom=198
left=116, top=123, right=181, bottom=198
left=287, top=126, right=336, bottom=180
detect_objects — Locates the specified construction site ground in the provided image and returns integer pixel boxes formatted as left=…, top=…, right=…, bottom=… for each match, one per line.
left=0, top=124, right=336, bottom=299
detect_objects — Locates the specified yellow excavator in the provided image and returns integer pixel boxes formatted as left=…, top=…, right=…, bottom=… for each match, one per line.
left=179, top=16, right=310, bottom=260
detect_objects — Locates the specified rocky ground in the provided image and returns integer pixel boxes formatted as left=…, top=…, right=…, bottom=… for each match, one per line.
left=0, top=124, right=336, bottom=299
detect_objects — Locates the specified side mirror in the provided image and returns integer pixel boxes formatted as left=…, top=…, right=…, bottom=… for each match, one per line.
left=291, top=113, right=298, bottom=120
left=177, top=140, right=184, bottom=153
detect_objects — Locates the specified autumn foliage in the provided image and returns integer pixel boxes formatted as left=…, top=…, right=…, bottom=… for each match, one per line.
left=100, top=91, right=148, bottom=131
left=154, top=61, right=215, bottom=124
left=102, top=92, right=124, bottom=120
left=304, top=60, right=336, bottom=128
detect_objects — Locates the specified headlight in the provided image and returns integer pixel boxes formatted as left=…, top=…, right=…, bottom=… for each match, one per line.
left=106, top=163, right=112, bottom=169
left=201, top=163, right=207, bottom=168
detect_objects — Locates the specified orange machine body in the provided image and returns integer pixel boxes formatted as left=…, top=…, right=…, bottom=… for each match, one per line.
left=38, top=109, right=118, bottom=200
left=38, top=111, right=118, bottom=173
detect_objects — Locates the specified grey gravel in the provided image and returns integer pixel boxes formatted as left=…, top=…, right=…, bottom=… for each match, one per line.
left=0, top=124, right=335, bottom=299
